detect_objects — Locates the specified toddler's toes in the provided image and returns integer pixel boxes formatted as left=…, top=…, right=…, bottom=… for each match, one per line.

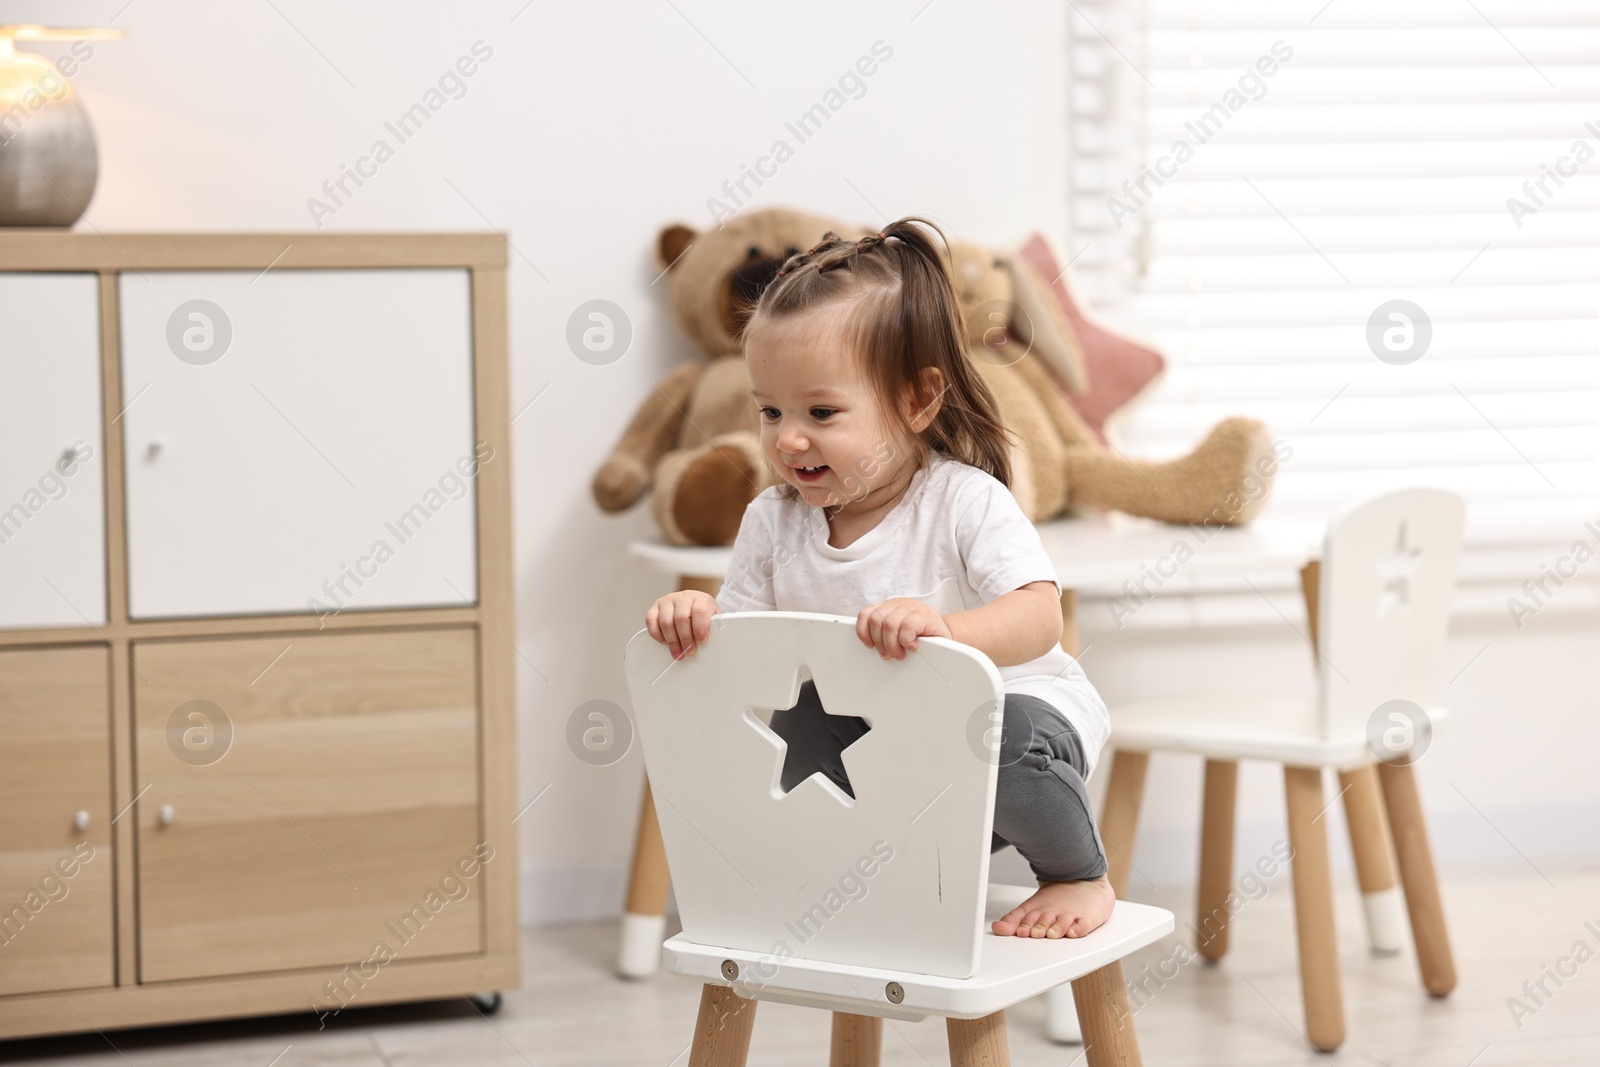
left=991, top=907, right=1024, bottom=937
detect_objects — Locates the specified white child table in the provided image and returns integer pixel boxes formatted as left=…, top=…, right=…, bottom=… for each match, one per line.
left=625, top=511, right=1323, bottom=692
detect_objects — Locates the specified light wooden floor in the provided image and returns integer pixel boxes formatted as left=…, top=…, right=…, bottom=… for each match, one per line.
left=3, top=860, right=1596, bottom=1066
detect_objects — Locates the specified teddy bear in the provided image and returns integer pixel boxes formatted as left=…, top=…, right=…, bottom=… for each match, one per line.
left=943, top=237, right=1278, bottom=527
left=591, top=207, right=1277, bottom=545
left=591, top=208, right=849, bottom=545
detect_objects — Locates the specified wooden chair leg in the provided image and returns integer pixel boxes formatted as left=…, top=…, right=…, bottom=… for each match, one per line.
left=1099, top=750, right=1149, bottom=897
left=1283, top=765, right=1345, bottom=1053
left=1377, top=759, right=1457, bottom=996
left=618, top=778, right=672, bottom=977
left=946, top=1010, right=1009, bottom=1066
left=1339, top=765, right=1404, bottom=955
left=830, top=1012, right=882, bottom=1067
left=1194, top=759, right=1238, bottom=962
left=1072, top=961, right=1143, bottom=1067
left=689, top=984, right=757, bottom=1067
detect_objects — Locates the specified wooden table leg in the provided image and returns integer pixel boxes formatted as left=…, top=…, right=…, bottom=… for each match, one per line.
left=689, top=984, right=757, bottom=1067
left=1299, top=561, right=1322, bottom=660
left=830, top=1012, right=882, bottom=1067
left=1338, top=765, right=1403, bottom=955
left=946, top=1010, right=1009, bottom=1066
left=1195, top=759, right=1238, bottom=961
left=618, top=573, right=721, bottom=977
left=1377, top=759, right=1457, bottom=996
left=1284, top=765, right=1345, bottom=1053
left=618, top=778, right=672, bottom=976
left=1044, top=983, right=1081, bottom=1043
left=1099, top=750, right=1149, bottom=898
left=1060, top=588, right=1081, bottom=657
left=1072, top=961, right=1143, bottom=1067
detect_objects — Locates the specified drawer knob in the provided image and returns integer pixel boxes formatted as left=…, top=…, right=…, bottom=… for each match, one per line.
left=73, top=810, right=90, bottom=832
left=158, top=804, right=176, bottom=827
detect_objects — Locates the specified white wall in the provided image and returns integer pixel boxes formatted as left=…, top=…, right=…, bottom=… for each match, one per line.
left=16, top=0, right=1594, bottom=926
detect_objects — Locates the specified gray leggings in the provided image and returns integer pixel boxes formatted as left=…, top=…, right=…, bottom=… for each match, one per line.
left=770, top=680, right=1108, bottom=884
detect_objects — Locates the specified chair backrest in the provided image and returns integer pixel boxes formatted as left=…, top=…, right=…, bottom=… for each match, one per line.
left=1317, top=488, right=1465, bottom=741
left=623, top=612, right=1005, bottom=980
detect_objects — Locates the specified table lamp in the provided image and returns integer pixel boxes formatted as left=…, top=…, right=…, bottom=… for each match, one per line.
left=0, top=24, right=122, bottom=227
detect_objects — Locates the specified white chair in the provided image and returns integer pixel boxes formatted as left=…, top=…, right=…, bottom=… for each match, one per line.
left=1076, top=487, right=1464, bottom=1053
left=624, top=611, right=1174, bottom=1066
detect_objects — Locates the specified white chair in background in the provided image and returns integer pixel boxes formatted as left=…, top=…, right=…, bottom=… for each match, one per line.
left=624, top=611, right=1174, bottom=1067
left=1055, top=487, right=1464, bottom=1052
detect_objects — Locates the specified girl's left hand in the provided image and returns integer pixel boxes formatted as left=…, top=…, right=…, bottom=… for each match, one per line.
left=857, top=598, right=953, bottom=660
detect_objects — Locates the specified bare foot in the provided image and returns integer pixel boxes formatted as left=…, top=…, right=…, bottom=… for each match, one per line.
left=991, top=874, right=1114, bottom=939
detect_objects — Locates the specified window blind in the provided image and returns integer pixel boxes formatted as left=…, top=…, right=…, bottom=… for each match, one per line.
left=1065, top=0, right=1600, bottom=631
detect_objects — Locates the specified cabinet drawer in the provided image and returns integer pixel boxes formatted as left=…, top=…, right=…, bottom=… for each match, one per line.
left=133, top=628, right=483, bottom=983
left=118, top=270, right=479, bottom=620
left=0, top=646, right=113, bottom=996
left=0, top=274, right=106, bottom=629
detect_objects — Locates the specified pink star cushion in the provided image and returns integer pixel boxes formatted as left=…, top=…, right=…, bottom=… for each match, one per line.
left=1017, top=233, right=1166, bottom=447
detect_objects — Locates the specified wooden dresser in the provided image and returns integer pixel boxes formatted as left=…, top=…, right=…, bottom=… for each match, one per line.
left=0, top=233, right=519, bottom=1038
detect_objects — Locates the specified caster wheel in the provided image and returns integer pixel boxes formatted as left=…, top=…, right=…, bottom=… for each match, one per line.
left=470, top=991, right=503, bottom=1014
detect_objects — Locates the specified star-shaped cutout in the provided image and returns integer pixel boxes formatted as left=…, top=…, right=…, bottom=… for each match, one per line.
left=1375, top=521, right=1423, bottom=617
left=758, top=676, right=872, bottom=801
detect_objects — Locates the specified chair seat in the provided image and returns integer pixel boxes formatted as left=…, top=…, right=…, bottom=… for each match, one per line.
left=661, top=882, right=1173, bottom=1022
left=1110, top=691, right=1450, bottom=770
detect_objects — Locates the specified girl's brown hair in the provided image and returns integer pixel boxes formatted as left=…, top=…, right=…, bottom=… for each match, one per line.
left=742, top=216, right=1014, bottom=502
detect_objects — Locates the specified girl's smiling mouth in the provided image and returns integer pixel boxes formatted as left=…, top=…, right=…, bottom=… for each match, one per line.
left=793, top=464, right=829, bottom=481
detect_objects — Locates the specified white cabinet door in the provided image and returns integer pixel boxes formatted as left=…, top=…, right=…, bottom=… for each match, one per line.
left=119, top=270, right=479, bottom=619
left=0, top=274, right=106, bottom=629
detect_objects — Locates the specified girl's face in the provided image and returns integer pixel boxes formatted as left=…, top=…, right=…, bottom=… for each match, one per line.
left=746, top=305, right=933, bottom=512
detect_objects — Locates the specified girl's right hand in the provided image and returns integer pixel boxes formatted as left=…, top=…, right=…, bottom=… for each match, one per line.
left=646, top=590, right=720, bottom=660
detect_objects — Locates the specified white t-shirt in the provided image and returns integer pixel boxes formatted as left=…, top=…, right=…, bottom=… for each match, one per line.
left=713, top=450, right=1110, bottom=778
